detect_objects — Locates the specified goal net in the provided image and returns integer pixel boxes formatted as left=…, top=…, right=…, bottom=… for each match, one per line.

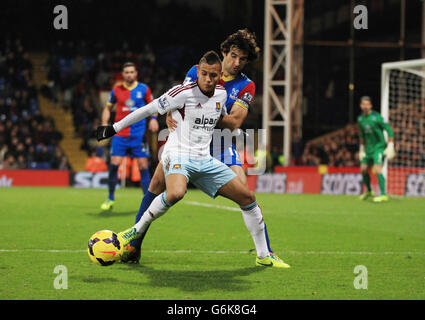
left=381, top=59, right=425, bottom=196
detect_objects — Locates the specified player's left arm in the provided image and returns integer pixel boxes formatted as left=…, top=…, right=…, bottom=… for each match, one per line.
left=218, top=82, right=255, bottom=131
left=219, top=104, right=248, bottom=131
left=145, top=86, right=159, bottom=133
left=379, top=115, right=396, bottom=159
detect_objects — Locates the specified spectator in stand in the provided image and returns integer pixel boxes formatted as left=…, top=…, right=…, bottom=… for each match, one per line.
left=0, top=144, right=8, bottom=168
left=300, top=142, right=320, bottom=166
left=291, top=131, right=303, bottom=165
left=3, top=153, right=19, bottom=169
left=85, top=150, right=108, bottom=173
left=16, top=154, right=27, bottom=169
left=51, top=147, right=71, bottom=170
left=271, top=145, right=285, bottom=168
left=34, top=144, right=52, bottom=166
left=318, top=142, right=331, bottom=164
left=69, top=55, right=86, bottom=85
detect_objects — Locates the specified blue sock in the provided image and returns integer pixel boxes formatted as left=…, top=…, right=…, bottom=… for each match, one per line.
left=130, top=191, right=158, bottom=249
left=264, top=223, right=273, bottom=253
left=140, top=168, right=151, bottom=194
left=108, top=164, right=119, bottom=201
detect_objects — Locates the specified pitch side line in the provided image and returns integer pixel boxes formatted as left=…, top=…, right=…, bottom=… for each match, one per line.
left=183, top=201, right=242, bottom=212
left=0, top=249, right=424, bottom=255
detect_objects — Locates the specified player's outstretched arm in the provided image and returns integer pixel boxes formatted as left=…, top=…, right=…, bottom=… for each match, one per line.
left=96, top=85, right=187, bottom=141
left=96, top=101, right=159, bottom=141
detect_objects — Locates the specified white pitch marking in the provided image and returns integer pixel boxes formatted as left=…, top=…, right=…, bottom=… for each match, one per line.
left=0, top=249, right=423, bottom=255
left=183, top=201, right=242, bottom=212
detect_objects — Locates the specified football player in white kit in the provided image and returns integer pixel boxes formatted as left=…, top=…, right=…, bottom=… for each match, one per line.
left=96, top=51, right=290, bottom=268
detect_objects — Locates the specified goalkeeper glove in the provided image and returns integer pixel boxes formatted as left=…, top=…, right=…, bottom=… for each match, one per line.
left=359, top=144, right=366, bottom=161
left=96, top=125, right=116, bottom=141
left=384, top=141, right=395, bottom=160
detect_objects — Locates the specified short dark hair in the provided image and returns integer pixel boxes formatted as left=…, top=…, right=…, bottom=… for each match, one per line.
left=220, top=28, right=260, bottom=62
left=199, top=50, right=222, bottom=67
left=360, top=96, right=372, bottom=103
left=122, top=62, right=136, bottom=70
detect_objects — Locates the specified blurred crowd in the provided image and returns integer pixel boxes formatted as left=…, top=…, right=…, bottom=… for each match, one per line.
left=0, top=38, right=388, bottom=173
left=41, top=39, right=187, bottom=158
left=296, top=125, right=360, bottom=167
left=0, top=39, right=70, bottom=170
left=390, top=101, right=425, bottom=168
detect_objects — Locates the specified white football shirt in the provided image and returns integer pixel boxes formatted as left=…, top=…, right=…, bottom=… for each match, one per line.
left=158, top=82, right=227, bottom=159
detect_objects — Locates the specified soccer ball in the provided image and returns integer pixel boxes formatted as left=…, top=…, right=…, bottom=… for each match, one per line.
left=87, top=230, right=123, bottom=266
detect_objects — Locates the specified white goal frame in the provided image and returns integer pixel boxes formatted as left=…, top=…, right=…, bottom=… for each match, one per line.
left=381, top=58, right=425, bottom=195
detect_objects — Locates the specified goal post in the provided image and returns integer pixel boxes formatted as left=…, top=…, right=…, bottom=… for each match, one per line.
left=381, top=58, right=425, bottom=196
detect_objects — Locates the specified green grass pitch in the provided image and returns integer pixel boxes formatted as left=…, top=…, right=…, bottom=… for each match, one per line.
left=1, top=187, right=424, bottom=300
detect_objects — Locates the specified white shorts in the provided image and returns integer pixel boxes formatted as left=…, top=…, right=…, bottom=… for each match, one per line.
left=162, top=154, right=237, bottom=198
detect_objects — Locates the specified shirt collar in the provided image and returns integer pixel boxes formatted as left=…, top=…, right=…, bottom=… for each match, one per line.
left=123, top=81, right=138, bottom=90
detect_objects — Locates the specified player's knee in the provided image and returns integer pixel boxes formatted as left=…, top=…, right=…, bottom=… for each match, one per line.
left=166, top=190, right=185, bottom=204
left=240, top=190, right=256, bottom=207
left=374, top=165, right=383, bottom=174
left=247, top=190, right=256, bottom=204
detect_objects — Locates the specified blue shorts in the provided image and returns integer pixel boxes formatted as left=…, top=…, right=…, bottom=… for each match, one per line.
left=162, top=155, right=237, bottom=198
left=110, top=136, right=150, bottom=158
left=210, top=143, right=242, bottom=167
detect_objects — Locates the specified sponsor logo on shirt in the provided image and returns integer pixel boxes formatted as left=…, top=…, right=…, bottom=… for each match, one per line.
left=194, top=115, right=218, bottom=126
left=158, top=95, right=171, bottom=112
left=193, top=115, right=219, bottom=131
left=241, top=92, right=253, bottom=104
left=230, top=88, right=239, bottom=100
left=125, top=99, right=135, bottom=107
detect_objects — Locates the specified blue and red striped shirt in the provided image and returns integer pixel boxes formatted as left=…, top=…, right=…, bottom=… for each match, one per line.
left=108, top=81, right=153, bottom=138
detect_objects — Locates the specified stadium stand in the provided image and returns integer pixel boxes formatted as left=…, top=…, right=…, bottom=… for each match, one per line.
left=41, top=39, right=185, bottom=168
left=1, top=2, right=260, bottom=173
left=390, top=101, right=425, bottom=168
left=295, top=124, right=360, bottom=168
left=0, top=39, right=70, bottom=170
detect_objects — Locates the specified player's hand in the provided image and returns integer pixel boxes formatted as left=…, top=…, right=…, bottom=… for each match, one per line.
left=96, top=125, right=116, bottom=141
left=359, top=145, right=366, bottom=161
left=149, top=118, right=159, bottom=133
left=384, top=142, right=395, bottom=160
left=166, top=111, right=177, bottom=132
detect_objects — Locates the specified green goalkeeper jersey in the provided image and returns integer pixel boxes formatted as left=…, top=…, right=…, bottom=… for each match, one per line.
left=357, top=110, right=394, bottom=154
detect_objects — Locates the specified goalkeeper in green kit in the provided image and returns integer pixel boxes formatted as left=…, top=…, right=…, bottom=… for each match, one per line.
left=357, top=96, right=395, bottom=202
